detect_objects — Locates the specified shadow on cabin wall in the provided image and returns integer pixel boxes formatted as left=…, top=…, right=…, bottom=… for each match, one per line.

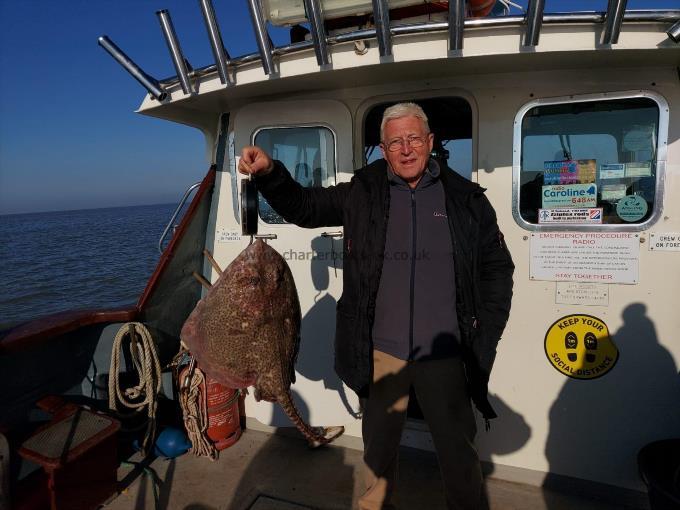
left=476, top=392, right=532, bottom=468
left=264, top=235, right=359, bottom=426
left=543, top=303, right=680, bottom=507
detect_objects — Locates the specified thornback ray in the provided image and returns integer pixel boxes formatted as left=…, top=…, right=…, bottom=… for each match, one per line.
left=181, top=239, right=344, bottom=447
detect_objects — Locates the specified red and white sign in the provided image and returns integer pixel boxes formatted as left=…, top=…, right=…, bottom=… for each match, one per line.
left=538, top=208, right=603, bottom=224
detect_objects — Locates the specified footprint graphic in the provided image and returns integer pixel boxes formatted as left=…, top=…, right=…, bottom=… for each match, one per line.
left=565, top=331, right=578, bottom=362
left=584, top=332, right=598, bottom=363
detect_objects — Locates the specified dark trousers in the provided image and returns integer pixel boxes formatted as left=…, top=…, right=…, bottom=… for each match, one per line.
left=359, top=350, right=483, bottom=510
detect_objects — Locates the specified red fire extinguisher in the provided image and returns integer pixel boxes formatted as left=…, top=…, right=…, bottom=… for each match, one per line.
left=178, top=358, right=242, bottom=452
left=204, top=375, right=242, bottom=450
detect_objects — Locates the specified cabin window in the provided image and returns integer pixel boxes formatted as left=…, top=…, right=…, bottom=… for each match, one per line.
left=515, top=94, right=666, bottom=229
left=254, top=126, right=337, bottom=223
left=363, top=97, right=474, bottom=180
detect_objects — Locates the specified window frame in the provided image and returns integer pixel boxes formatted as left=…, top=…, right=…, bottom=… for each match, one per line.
left=512, top=90, right=669, bottom=232
left=251, top=123, right=339, bottom=224
left=356, top=90, right=478, bottom=182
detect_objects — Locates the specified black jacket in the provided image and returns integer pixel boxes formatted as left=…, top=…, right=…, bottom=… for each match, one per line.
left=256, top=158, right=514, bottom=419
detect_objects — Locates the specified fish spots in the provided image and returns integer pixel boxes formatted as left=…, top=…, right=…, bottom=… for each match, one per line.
left=180, top=240, right=343, bottom=446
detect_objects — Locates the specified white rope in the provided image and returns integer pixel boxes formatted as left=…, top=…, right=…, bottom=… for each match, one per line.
left=109, top=322, right=162, bottom=456
left=178, top=362, right=218, bottom=460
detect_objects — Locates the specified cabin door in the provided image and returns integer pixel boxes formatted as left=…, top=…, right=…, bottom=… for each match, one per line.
left=233, top=100, right=361, bottom=432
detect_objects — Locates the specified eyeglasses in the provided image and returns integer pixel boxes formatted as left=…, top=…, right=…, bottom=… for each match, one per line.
left=383, top=135, right=427, bottom=152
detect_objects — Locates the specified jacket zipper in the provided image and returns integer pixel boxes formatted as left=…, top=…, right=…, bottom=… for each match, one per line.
left=367, top=176, right=391, bottom=385
left=408, top=188, right=417, bottom=361
left=468, top=202, right=481, bottom=331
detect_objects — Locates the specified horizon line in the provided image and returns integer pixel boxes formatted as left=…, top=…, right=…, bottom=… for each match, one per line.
left=0, top=201, right=180, bottom=218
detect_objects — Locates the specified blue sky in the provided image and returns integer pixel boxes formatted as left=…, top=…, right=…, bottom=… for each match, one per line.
left=0, top=0, right=677, bottom=214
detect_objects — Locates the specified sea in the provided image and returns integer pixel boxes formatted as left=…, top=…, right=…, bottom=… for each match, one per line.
left=0, top=203, right=178, bottom=332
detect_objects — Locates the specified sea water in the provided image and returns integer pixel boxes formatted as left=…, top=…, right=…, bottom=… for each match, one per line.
left=0, top=203, right=176, bottom=331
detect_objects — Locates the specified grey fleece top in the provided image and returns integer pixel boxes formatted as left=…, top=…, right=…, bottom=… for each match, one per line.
left=372, top=159, right=461, bottom=361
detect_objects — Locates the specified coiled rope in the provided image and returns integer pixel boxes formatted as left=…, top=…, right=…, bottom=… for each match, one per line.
left=109, top=322, right=162, bottom=456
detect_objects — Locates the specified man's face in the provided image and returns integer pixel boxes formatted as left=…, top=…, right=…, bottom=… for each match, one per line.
left=380, top=116, right=434, bottom=188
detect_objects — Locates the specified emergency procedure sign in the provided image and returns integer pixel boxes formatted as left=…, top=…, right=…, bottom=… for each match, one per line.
left=530, top=232, right=640, bottom=284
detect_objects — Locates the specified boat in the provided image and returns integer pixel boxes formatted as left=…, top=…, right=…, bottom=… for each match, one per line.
left=2, top=1, right=680, bottom=508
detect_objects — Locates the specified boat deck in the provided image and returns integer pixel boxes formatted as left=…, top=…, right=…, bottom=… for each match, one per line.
left=104, top=429, right=638, bottom=510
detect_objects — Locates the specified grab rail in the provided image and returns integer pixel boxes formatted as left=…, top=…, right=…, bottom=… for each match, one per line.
left=158, top=181, right=202, bottom=254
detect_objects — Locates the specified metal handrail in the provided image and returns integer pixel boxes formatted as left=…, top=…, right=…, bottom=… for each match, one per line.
left=157, top=9, right=194, bottom=96
left=158, top=181, right=202, bottom=254
left=372, top=0, right=392, bottom=57
left=304, top=0, right=330, bottom=66
left=157, top=9, right=680, bottom=87
left=199, top=0, right=230, bottom=85
left=523, top=0, right=545, bottom=47
left=602, top=0, right=628, bottom=45
left=247, top=0, right=275, bottom=75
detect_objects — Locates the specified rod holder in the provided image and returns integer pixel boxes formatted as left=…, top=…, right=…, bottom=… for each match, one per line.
left=448, top=0, right=465, bottom=54
left=601, top=0, right=628, bottom=45
left=371, top=0, right=392, bottom=58
left=247, top=0, right=276, bottom=76
left=97, top=36, right=167, bottom=101
left=157, top=9, right=194, bottom=95
left=523, top=0, right=545, bottom=47
left=667, top=19, right=680, bottom=43
left=303, top=0, right=330, bottom=67
left=198, top=0, right=230, bottom=84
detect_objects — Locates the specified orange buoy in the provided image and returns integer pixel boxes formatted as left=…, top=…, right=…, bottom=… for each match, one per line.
left=468, top=0, right=497, bottom=18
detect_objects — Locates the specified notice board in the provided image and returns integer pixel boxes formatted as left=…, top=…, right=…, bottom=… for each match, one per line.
left=530, top=232, right=640, bottom=284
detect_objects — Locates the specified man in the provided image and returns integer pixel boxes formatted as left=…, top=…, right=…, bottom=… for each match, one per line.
left=239, top=102, right=514, bottom=510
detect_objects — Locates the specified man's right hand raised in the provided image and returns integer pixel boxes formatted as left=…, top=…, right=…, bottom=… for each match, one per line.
left=239, top=146, right=274, bottom=177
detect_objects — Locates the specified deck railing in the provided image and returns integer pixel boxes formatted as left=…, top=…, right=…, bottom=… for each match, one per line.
left=98, top=1, right=680, bottom=101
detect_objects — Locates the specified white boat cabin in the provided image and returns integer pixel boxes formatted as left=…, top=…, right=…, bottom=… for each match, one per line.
left=130, top=1, right=680, bottom=503
left=4, top=2, right=679, bottom=508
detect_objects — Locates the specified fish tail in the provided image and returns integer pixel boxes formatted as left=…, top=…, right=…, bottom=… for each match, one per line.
left=277, top=391, right=344, bottom=448
left=278, top=390, right=321, bottom=442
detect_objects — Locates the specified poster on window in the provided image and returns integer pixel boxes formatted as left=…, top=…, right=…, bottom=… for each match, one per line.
left=542, top=184, right=598, bottom=209
left=600, top=184, right=627, bottom=201
left=625, top=162, right=652, bottom=177
left=599, top=163, right=625, bottom=179
left=543, top=159, right=596, bottom=185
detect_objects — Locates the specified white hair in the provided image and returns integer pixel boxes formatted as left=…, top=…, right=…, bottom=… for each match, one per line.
left=380, top=102, right=430, bottom=141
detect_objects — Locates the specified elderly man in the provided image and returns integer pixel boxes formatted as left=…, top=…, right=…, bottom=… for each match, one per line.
left=239, top=102, right=514, bottom=510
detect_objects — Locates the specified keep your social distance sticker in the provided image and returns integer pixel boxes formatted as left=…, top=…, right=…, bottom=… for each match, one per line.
left=544, top=314, right=619, bottom=379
